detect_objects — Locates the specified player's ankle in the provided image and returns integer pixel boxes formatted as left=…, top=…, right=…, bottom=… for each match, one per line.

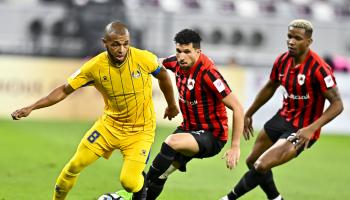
left=222, top=190, right=237, bottom=200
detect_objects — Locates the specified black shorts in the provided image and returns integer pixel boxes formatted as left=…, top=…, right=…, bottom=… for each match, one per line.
left=172, top=127, right=226, bottom=171
left=264, top=113, right=316, bottom=155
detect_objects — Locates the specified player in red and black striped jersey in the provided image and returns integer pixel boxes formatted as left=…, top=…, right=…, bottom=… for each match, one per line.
left=145, top=29, right=244, bottom=200
left=162, top=51, right=232, bottom=141
left=221, top=19, right=343, bottom=200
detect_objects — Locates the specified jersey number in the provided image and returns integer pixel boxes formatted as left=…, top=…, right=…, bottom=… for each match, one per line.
left=87, top=130, right=100, bottom=143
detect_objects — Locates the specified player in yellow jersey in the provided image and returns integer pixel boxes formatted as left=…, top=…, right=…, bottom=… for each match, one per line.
left=11, top=21, right=179, bottom=200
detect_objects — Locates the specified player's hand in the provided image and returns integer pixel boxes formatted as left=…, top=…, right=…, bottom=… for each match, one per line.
left=222, top=146, right=240, bottom=170
left=11, top=107, right=32, bottom=120
left=163, top=104, right=179, bottom=120
left=243, top=115, right=254, bottom=140
left=295, top=127, right=314, bottom=150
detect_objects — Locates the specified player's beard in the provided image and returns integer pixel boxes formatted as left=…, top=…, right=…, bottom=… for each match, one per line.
left=180, top=65, right=191, bottom=70
left=179, top=60, right=194, bottom=70
left=107, top=49, right=124, bottom=65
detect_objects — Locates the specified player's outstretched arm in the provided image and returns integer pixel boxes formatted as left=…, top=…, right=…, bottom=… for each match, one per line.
left=244, top=79, right=280, bottom=140
left=221, top=92, right=244, bottom=170
left=11, top=83, right=75, bottom=120
left=153, top=66, right=179, bottom=120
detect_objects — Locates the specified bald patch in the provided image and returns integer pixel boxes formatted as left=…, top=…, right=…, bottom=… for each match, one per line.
left=104, top=21, right=129, bottom=39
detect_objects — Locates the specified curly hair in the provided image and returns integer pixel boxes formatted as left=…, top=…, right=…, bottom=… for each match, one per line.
left=174, top=29, right=202, bottom=49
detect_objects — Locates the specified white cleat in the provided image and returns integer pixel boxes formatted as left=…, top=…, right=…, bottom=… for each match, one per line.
left=220, top=196, right=229, bottom=200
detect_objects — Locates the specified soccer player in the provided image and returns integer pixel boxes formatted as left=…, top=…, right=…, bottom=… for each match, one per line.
left=11, top=21, right=179, bottom=200
left=220, top=19, right=344, bottom=200
left=144, top=29, right=244, bottom=200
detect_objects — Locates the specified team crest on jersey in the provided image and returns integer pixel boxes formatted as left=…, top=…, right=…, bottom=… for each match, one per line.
left=297, top=74, right=306, bottom=85
left=187, top=78, right=195, bottom=90
left=132, top=69, right=141, bottom=78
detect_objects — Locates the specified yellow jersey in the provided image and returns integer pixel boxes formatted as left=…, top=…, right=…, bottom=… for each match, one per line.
left=68, top=47, right=160, bottom=132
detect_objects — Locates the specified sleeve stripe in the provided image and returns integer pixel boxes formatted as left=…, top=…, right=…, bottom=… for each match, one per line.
left=207, top=70, right=217, bottom=82
left=319, top=66, right=328, bottom=78
left=207, top=70, right=229, bottom=96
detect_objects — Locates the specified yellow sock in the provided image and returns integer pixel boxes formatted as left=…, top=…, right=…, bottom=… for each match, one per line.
left=120, top=159, right=146, bottom=193
left=52, top=166, right=79, bottom=200
left=52, top=143, right=100, bottom=199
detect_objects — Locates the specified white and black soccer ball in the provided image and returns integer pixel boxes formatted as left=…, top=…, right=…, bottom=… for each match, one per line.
left=98, top=192, right=124, bottom=200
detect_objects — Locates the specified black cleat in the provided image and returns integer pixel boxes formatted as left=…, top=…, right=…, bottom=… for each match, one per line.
left=132, top=172, right=147, bottom=200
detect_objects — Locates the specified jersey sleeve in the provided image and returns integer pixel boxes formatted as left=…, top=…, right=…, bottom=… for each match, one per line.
left=314, top=65, right=337, bottom=92
left=67, top=61, right=94, bottom=90
left=141, top=50, right=160, bottom=74
left=269, top=53, right=286, bottom=82
left=162, top=55, right=177, bottom=72
left=203, top=68, right=232, bottom=99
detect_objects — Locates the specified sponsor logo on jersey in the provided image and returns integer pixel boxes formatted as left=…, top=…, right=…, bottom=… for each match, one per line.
left=179, top=96, right=198, bottom=105
left=281, top=86, right=310, bottom=100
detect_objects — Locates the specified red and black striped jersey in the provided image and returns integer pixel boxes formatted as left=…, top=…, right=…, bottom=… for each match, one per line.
left=163, top=53, right=232, bottom=141
left=270, top=50, right=337, bottom=139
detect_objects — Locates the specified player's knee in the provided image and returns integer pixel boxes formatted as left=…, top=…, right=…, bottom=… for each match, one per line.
left=253, top=160, right=270, bottom=173
left=66, top=160, right=88, bottom=175
left=120, top=173, right=140, bottom=193
left=164, top=135, right=179, bottom=150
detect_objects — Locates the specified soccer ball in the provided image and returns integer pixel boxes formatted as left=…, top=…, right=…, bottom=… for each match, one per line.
left=98, top=190, right=132, bottom=200
left=97, top=192, right=124, bottom=200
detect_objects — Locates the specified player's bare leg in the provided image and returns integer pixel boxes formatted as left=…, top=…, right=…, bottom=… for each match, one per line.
left=245, top=130, right=281, bottom=199
left=246, top=129, right=274, bottom=167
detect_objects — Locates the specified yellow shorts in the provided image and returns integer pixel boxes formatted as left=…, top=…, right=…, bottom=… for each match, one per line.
left=80, top=118, right=155, bottom=163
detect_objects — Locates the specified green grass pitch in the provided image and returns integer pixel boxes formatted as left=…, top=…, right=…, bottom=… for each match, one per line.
left=1, top=119, right=349, bottom=200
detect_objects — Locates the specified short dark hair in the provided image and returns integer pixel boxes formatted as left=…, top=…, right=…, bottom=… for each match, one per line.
left=174, top=29, right=202, bottom=49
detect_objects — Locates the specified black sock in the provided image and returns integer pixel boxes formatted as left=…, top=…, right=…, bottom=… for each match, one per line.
left=226, top=190, right=237, bottom=200
left=145, top=143, right=176, bottom=200
left=132, top=172, right=147, bottom=200
left=259, top=170, right=280, bottom=199
left=146, top=177, right=167, bottom=200
left=152, top=142, right=176, bottom=173
left=232, top=168, right=266, bottom=198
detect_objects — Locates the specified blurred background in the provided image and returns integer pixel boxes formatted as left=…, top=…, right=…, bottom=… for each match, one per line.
left=1, top=0, right=350, bottom=65
left=1, top=1, right=350, bottom=199
left=1, top=0, right=349, bottom=131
